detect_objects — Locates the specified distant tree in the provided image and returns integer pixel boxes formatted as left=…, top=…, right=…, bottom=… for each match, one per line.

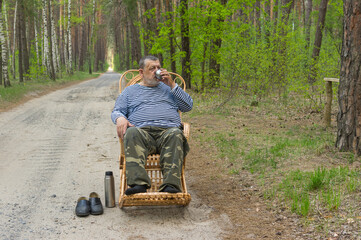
left=308, top=0, right=329, bottom=84
left=304, top=0, right=313, bottom=49
left=67, top=0, right=73, bottom=74
left=180, top=0, right=191, bottom=88
left=336, top=0, right=361, bottom=156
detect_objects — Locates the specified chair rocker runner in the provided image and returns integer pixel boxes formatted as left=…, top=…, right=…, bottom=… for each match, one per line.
left=118, top=69, right=191, bottom=208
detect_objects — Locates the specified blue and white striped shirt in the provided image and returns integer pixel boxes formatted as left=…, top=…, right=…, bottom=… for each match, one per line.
left=111, top=82, right=193, bottom=128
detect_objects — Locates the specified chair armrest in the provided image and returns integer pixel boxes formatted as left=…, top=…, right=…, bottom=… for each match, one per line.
left=183, top=122, right=190, bottom=140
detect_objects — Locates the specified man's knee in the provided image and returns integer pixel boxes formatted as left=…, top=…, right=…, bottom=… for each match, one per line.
left=166, top=128, right=184, bottom=139
left=124, top=127, right=141, bottom=140
left=162, top=128, right=186, bottom=147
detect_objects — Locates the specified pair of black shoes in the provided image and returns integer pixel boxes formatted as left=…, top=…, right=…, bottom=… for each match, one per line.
left=124, top=185, right=181, bottom=195
left=75, top=192, right=103, bottom=217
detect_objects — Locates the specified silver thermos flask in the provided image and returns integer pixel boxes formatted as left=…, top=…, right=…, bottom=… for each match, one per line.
left=104, top=171, right=115, bottom=207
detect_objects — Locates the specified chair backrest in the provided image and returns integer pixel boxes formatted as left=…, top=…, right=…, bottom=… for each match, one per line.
left=119, top=69, right=187, bottom=93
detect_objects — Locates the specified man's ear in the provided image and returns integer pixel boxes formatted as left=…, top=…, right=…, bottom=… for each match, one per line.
left=139, top=68, right=143, bottom=75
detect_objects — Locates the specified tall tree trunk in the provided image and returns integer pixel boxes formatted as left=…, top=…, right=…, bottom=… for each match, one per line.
left=208, top=0, right=227, bottom=88
left=165, top=0, right=176, bottom=73
left=64, top=3, right=68, bottom=71
left=50, top=0, right=60, bottom=73
left=67, top=0, right=73, bottom=74
left=17, top=1, right=23, bottom=83
left=308, top=0, right=328, bottom=84
left=0, top=0, right=10, bottom=87
left=272, top=0, right=294, bottom=92
left=3, top=0, right=12, bottom=80
left=78, top=0, right=86, bottom=71
left=142, top=0, right=151, bottom=56
left=34, top=9, right=40, bottom=73
left=127, top=3, right=141, bottom=68
left=336, top=0, right=361, bottom=156
left=304, top=0, right=312, bottom=49
left=42, top=0, right=50, bottom=73
left=46, top=0, right=56, bottom=80
left=125, top=15, right=130, bottom=69
left=180, top=0, right=191, bottom=88
left=19, top=0, right=29, bottom=78
left=12, top=0, right=17, bottom=80
left=59, top=3, right=64, bottom=66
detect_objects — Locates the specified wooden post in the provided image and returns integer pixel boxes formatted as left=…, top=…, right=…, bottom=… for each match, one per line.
left=324, top=78, right=339, bottom=127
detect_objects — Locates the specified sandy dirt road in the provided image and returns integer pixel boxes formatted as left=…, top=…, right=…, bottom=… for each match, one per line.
left=0, top=72, right=223, bottom=240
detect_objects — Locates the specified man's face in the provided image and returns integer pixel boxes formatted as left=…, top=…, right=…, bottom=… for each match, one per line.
left=140, top=60, right=161, bottom=86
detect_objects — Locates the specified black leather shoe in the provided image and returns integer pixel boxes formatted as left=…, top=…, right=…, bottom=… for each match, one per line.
left=75, top=197, right=90, bottom=217
left=89, top=192, right=103, bottom=215
left=160, top=185, right=181, bottom=193
left=125, top=185, right=147, bottom=195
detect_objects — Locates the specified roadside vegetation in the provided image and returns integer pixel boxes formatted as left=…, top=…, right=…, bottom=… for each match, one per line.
left=183, top=88, right=361, bottom=233
left=0, top=71, right=100, bottom=111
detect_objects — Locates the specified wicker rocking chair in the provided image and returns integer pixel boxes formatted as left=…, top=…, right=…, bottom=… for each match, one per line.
left=117, top=69, right=191, bottom=208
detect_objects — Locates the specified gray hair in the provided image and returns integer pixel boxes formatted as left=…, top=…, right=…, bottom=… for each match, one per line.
left=139, top=55, right=159, bottom=69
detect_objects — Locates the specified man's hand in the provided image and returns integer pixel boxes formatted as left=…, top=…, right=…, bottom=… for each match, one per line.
left=116, top=117, right=134, bottom=139
left=159, top=69, right=176, bottom=89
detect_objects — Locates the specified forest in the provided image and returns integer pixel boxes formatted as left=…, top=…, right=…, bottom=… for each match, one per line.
left=3, top=0, right=361, bottom=155
left=0, top=0, right=341, bottom=93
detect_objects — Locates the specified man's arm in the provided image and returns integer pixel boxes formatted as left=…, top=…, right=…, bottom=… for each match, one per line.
left=116, top=117, right=134, bottom=139
left=171, top=85, right=193, bottom=112
left=111, top=91, right=134, bottom=139
left=158, top=69, right=193, bottom=112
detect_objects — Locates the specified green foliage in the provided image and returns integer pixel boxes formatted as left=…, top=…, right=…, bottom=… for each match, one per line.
left=140, top=0, right=344, bottom=104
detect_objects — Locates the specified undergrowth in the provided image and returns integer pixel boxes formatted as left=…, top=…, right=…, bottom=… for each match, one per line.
left=0, top=71, right=100, bottom=109
left=185, top=89, right=361, bottom=218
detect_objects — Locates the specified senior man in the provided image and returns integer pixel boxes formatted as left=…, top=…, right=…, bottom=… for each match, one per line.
left=111, top=55, right=193, bottom=195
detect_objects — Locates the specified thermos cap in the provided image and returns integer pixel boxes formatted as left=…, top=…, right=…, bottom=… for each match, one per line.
left=105, top=171, right=113, bottom=176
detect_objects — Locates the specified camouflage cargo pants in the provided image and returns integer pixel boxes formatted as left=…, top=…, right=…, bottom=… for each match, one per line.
left=123, top=126, right=190, bottom=191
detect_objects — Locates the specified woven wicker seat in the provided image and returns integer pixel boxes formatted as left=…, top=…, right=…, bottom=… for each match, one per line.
left=118, top=69, right=191, bottom=208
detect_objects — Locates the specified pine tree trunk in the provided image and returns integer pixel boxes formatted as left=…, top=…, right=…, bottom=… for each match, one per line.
left=142, top=0, right=150, bottom=56
left=64, top=2, right=69, bottom=72
left=125, top=16, right=131, bottom=69
left=165, top=0, right=176, bottom=73
left=127, top=3, right=141, bottom=68
left=78, top=0, right=87, bottom=71
left=67, top=0, right=73, bottom=74
left=17, top=2, right=23, bottom=83
left=46, top=0, right=56, bottom=80
left=336, top=0, right=361, bottom=156
left=19, top=1, right=29, bottom=77
left=88, top=0, right=95, bottom=74
left=12, top=1, right=17, bottom=80
left=180, top=0, right=191, bottom=88
left=308, top=0, right=328, bottom=84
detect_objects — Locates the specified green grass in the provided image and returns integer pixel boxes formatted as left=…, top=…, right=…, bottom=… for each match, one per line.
left=185, top=89, right=361, bottom=220
left=0, top=71, right=100, bottom=108
left=276, top=166, right=360, bottom=216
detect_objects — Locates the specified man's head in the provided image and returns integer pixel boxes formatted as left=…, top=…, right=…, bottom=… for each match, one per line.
left=139, top=56, right=161, bottom=87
